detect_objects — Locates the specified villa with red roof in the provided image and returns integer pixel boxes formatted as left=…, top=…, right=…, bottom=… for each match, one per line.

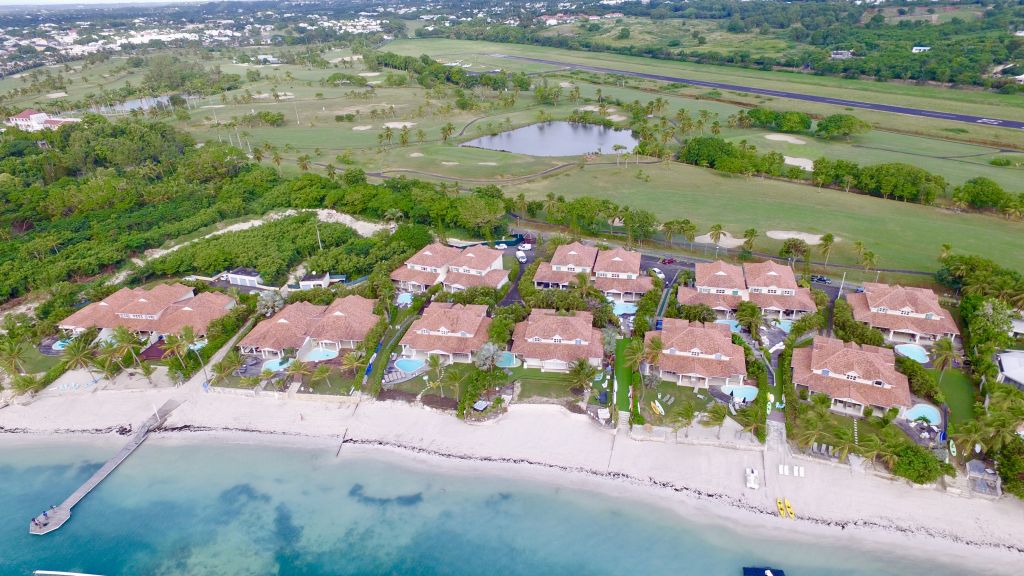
left=792, top=336, right=912, bottom=418
left=390, top=243, right=462, bottom=293
left=643, top=319, right=746, bottom=388
left=594, top=247, right=654, bottom=302
left=846, top=283, right=959, bottom=344
left=743, top=261, right=817, bottom=320
left=677, top=261, right=747, bottom=319
left=58, top=284, right=235, bottom=340
left=6, top=109, right=80, bottom=132
left=441, top=245, right=509, bottom=292
left=533, top=242, right=599, bottom=289
left=238, top=295, right=379, bottom=359
left=511, top=309, right=603, bottom=372
left=399, top=303, right=491, bottom=363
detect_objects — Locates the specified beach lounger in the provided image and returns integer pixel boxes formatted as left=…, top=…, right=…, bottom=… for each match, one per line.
left=799, top=467, right=806, bottom=478
left=779, top=464, right=785, bottom=475
left=784, top=465, right=790, bottom=476
left=812, top=442, right=819, bottom=454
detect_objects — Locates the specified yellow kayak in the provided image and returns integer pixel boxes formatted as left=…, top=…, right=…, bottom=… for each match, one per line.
left=650, top=400, right=665, bottom=416
left=776, top=498, right=786, bottom=518
left=785, top=498, right=795, bottom=520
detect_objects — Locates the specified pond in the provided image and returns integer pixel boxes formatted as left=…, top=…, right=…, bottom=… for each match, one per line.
left=462, top=121, right=640, bottom=157
left=86, top=95, right=197, bottom=114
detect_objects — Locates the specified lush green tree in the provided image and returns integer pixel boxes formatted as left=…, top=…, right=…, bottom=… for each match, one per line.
left=815, top=114, right=870, bottom=140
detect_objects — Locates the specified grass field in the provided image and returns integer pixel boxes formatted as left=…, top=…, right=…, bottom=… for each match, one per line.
left=933, top=368, right=976, bottom=426
left=511, top=366, right=574, bottom=399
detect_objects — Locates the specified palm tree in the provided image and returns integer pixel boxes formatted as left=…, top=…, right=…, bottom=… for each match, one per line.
left=701, top=403, right=729, bottom=438
left=860, top=250, right=877, bottom=272
left=399, top=126, right=410, bottom=146
left=709, top=223, right=724, bottom=245
left=931, top=337, right=956, bottom=385
left=212, top=350, right=242, bottom=385
left=285, top=360, right=312, bottom=386
left=441, top=367, right=468, bottom=402
left=742, top=228, right=758, bottom=251
left=939, top=243, right=953, bottom=261
left=427, top=354, right=444, bottom=384
left=680, top=219, right=697, bottom=248
left=735, top=302, right=763, bottom=341
left=0, top=336, right=28, bottom=375
left=62, top=336, right=98, bottom=382
left=568, top=358, right=599, bottom=392
left=271, top=151, right=283, bottom=173
left=325, top=163, right=336, bottom=180
left=311, top=364, right=332, bottom=391
left=670, top=402, right=697, bottom=433
left=571, top=272, right=593, bottom=301
left=795, top=412, right=829, bottom=448
left=644, top=336, right=663, bottom=373
left=440, top=122, right=455, bottom=142
left=852, top=240, right=865, bottom=259
left=735, top=405, right=765, bottom=439
left=829, top=427, right=858, bottom=462
left=383, top=208, right=404, bottom=226
left=951, top=419, right=989, bottom=458
left=340, top=351, right=365, bottom=378
left=819, top=233, right=835, bottom=272
left=297, top=154, right=311, bottom=172
left=111, top=326, right=144, bottom=370
left=252, top=148, right=264, bottom=163
left=624, top=339, right=646, bottom=377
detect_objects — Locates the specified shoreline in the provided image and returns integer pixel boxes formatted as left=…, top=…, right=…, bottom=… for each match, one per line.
left=2, top=391, right=1023, bottom=573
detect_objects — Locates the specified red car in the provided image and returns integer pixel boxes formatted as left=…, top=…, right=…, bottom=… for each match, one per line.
left=659, top=257, right=677, bottom=265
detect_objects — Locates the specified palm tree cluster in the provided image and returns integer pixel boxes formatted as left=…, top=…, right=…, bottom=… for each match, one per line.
left=952, top=385, right=1024, bottom=459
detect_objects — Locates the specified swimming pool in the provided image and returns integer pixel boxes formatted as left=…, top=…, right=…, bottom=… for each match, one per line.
left=395, top=358, right=425, bottom=373
left=611, top=301, right=638, bottom=316
left=262, top=357, right=293, bottom=372
left=300, top=347, right=339, bottom=362
left=495, top=351, right=521, bottom=368
left=905, top=403, right=942, bottom=425
left=721, top=384, right=759, bottom=402
left=189, top=340, right=207, bottom=352
left=396, top=293, right=413, bottom=306
left=895, top=344, right=930, bottom=364
left=52, top=338, right=72, bottom=351
left=776, top=320, right=793, bottom=334
left=715, top=319, right=740, bottom=333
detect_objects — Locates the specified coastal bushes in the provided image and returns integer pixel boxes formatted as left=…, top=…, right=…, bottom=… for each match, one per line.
left=732, top=333, right=768, bottom=443
left=895, top=356, right=944, bottom=405
left=832, top=299, right=884, bottom=346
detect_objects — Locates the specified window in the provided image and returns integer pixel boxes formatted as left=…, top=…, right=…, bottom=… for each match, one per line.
left=690, top=350, right=700, bottom=357
left=714, top=353, right=722, bottom=360
left=878, top=307, right=888, bottom=313
left=751, top=288, right=761, bottom=293
left=439, top=329, right=448, bottom=335
left=783, top=290, right=793, bottom=296
left=873, top=380, right=884, bottom=387
left=531, top=337, right=541, bottom=343
left=715, top=289, right=726, bottom=294
left=611, top=273, right=620, bottom=279
left=567, top=266, right=575, bottom=272
left=900, top=310, right=910, bottom=316
left=732, top=290, right=739, bottom=296
left=767, top=289, right=778, bottom=295
left=846, top=374, right=857, bottom=381
left=822, top=369, right=830, bottom=376
left=575, top=339, right=582, bottom=345
left=553, top=337, right=562, bottom=343
left=924, top=313, right=934, bottom=320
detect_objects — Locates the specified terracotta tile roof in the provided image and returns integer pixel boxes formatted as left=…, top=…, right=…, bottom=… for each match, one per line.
left=676, top=287, right=742, bottom=311
left=390, top=265, right=442, bottom=287
left=443, top=268, right=509, bottom=290
left=240, top=297, right=379, bottom=352
left=533, top=263, right=578, bottom=286
left=59, top=284, right=233, bottom=336
left=696, top=261, right=745, bottom=290
left=400, top=302, right=490, bottom=355
left=308, top=295, right=380, bottom=344
left=595, top=247, right=642, bottom=274
left=748, top=288, right=817, bottom=313
left=11, top=109, right=39, bottom=119
left=847, top=290, right=958, bottom=338
left=511, top=309, right=603, bottom=363
left=743, top=261, right=798, bottom=290
left=239, top=302, right=325, bottom=352
left=448, top=245, right=502, bottom=270
left=645, top=319, right=746, bottom=379
left=792, top=337, right=911, bottom=409
left=404, top=242, right=463, bottom=269
left=594, top=275, right=653, bottom=295
left=861, top=283, right=947, bottom=317
left=550, top=242, right=598, bottom=269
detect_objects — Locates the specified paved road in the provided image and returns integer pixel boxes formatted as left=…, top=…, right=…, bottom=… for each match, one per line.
left=494, top=54, right=1024, bottom=131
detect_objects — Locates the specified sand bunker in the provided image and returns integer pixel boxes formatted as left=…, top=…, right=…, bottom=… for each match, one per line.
left=330, top=55, right=363, bottom=63
left=352, top=125, right=373, bottom=131
left=441, top=162, right=460, bottom=166
left=409, top=152, right=424, bottom=158
left=367, top=81, right=382, bottom=86
left=201, top=104, right=225, bottom=109
left=383, top=121, right=416, bottom=128
left=767, top=230, right=834, bottom=246
left=765, top=134, right=806, bottom=145
left=783, top=156, right=814, bottom=171
left=477, top=162, right=497, bottom=166
left=560, top=82, right=574, bottom=88
left=694, top=231, right=745, bottom=248
left=580, top=105, right=600, bottom=112
left=358, top=72, right=381, bottom=77
left=253, top=92, right=294, bottom=100
left=46, top=92, right=67, bottom=99
left=607, top=114, right=627, bottom=122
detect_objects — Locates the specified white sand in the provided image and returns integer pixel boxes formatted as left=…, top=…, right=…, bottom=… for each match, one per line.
left=765, top=133, right=806, bottom=145
left=580, top=105, right=600, bottom=112
left=2, top=389, right=1023, bottom=572
left=352, top=125, right=373, bottom=131
left=607, top=114, right=627, bottom=122
left=357, top=72, right=380, bottom=77
left=367, top=81, right=382, bottom=86
left=559, top=82, right=574, bottom=88
left=46, top=91, right=67, bottom=99
left=409, top=152, right=424, bottom=158
left=694, top=231, right=745, bottom=248
left=477, top=162, right=497, bottom=166
left=441, top=161, right=460, bottom=166
left=329, top=55, right=362, bottom=63
left=200, top=104, right=225, bottom=109
left=254, top=92, right=294, bottom=100
left=767, top=230, right=834, bottom=245
left=383, top=121, right=416, bottom=128
left=783, top=156, right=814, bottom=171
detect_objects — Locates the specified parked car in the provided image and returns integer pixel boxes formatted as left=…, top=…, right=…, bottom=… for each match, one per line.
left=659, top=257, right=677, bottom=265
left=515, top=250, right=528, bottom=263
left=854, top=286, right=865, bottom=293
left=650, top=267, right=666, bottom=280
left=810, top=275, right=832, bottom=285
left=495, top=243, right=508, bottom=250
left=520, top=243, right=532, bottom=251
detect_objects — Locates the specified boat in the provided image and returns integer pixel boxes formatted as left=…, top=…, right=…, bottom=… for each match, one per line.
left=650, top=400, right=665, bottom=416
left=742, top=567, right=786, bottom=576
left=785, top=498, right=795, bottom=520
left=775, top=498, right=786, bottom=517
left=34, top=571, right=106, bottom=576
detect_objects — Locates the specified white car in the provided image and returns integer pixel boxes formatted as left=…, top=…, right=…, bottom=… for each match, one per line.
left=495, top=243, right=508, bottom=250
left=515, top=250, right=528, bottom=263
left=650, top=267, right=665, bottom=280
left=520, top=243, right=532, bottom=251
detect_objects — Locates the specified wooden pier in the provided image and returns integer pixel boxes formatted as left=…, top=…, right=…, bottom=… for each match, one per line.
left=29, top=399, right=181, bottom=535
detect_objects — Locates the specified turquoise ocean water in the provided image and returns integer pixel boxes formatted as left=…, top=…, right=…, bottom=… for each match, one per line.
left=0, top=439, right=991, bottom=576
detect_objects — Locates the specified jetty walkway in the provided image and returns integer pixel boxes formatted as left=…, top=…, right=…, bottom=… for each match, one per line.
left=29, top=399, right=181, bottom=535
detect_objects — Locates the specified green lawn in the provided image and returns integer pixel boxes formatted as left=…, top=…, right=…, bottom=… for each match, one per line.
left=23, top=347, right=61, bottom=374
left=641, top=380, right=712, bottom=426
left=511, top=366, right=574, bottom=400
left=614, top=338, right=635, bottom=412
left=933, top=368, right=976, bottom=425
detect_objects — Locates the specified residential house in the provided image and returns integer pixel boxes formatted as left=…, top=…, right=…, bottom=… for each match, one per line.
left=533, top=242, right=599, bottom=289
left=6, top=108, right=80, bottom=131
left=643, top=319, right=746, bottom=388
left=677, top=261, right=747, bottom=319
left=846, top=283, right=959, bottom=344
left=296, top=271, right=346, bottom=291
left=996, top=350, right=1024, bottom=391
left=743, top=261, right=817, bottom=319
left=226, top=267, right=264, bottom=288
left=593, top=247, right=653, bottom=302
left=390, top=243, right=462, bottom=293
left=58, top=283, right=235, bottom=341
left=238, top=295, right=379, bottom=359
left=830, top=50, right=854, bottom=60
left=441, top=245, right=509, bottom=292
left=256, top=54, right=280, bottom=64
left=399, top=303, right=491, bottom=363
left=1010, top=315, right=1024, bottom=339
left=911, top=46, right=931, bottom=53
left=511, top=309, right=603, bottom=372
left=792, top=336, right=911, bottom=418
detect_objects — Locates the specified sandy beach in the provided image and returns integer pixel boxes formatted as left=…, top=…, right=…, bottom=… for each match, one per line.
left=2, top=388, right=1022, bottom=572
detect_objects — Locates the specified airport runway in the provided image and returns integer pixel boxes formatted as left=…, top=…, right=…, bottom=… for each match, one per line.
left=494, top=54, right=1024, bottom=131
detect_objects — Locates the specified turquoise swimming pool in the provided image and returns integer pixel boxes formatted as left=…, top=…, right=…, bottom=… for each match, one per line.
left=262, top=357, right=293, bottom=372
left=397, top=293, right=413, bottom=305
left=300, top=347, right=339, bottom=362
left=895, top=344, right=929, bottom=364
left=395, top=358, right=425, bottom=373
left=721, top=384, right=759, bottom=402
left=612, top=301, right=638, bottom=316
left=905, top=403, right=942, bottom=425
left=715, top=319, right=740, bottom=333
left=776, top=320, right=793, bottom=334
left=495, top=351, right=521, bottom=368
left=52, top=338, right=72, bottom=351
left=189, top=340, right=207, bottom=351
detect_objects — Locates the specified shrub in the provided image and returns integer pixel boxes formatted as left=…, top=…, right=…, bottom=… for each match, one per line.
left=891, top=443, right=954, bottom=484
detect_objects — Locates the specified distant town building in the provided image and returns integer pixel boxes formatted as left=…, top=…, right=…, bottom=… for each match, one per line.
left=911, top=46, right=931, bottom=54
left=256, top=54, right=280, bottom=64
left=6, top=109, right=80, bottom=132
left=830, top=50, right=855, bottom=60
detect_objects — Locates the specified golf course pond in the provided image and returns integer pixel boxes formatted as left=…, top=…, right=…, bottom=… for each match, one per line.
left=462, top=121, right=640, bottom=157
